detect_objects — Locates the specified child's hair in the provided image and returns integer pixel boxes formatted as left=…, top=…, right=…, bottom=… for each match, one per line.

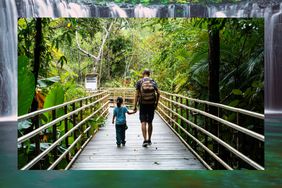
left=116, top=97, right=123, bottom=107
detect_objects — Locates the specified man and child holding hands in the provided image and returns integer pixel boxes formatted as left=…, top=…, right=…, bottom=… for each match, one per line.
left=112, top=69, right=160, bottom=147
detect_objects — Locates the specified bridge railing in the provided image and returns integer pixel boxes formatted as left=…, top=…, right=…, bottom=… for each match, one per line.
left=17, top=90, right=109, bottom=170
left=157, top=91, right=264, bottom=170
left=104, top=87, right=135, bottom=106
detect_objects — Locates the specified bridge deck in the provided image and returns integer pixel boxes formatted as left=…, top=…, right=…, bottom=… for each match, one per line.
left=71, top=108, right=205, bottom=170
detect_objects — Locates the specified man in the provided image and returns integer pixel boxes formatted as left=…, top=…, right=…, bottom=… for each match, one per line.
left=133, top=69, right=160, bottom=147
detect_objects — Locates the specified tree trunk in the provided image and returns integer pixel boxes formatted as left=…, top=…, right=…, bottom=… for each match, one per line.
left=30, top=18, right=43, bottom=167
left=208, top=20, right=221, bottom=168
left=31, top=18, right=42, bottom=113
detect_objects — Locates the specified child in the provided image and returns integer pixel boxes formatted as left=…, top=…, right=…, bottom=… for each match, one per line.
left=112, top=96, right=136, bottom=147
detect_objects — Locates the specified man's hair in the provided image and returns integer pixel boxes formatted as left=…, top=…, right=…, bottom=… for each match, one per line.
left=142, top=69, right=151, bottom=76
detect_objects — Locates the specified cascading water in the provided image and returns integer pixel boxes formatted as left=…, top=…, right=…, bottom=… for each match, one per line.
left=134, top=4, right=158, bottom=18
left=264, top=3, right=282, bottom=116
left=0, top=0, right=17, bottom=120
left=109, top=3, right=127, bottom=18
left=19, top=0, right=90, bottom=17
left=5, top=0, right=282, bottom=117
left=168, top=4, right=175, bottom=17
left=183, top=4, right=191, bottom=17
left=15, top=0, right=282, bottom=19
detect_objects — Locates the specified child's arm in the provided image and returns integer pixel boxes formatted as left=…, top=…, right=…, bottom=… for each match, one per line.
left=112, top=108, right=116, bottom=124
left=127, top=107, right=137, bottom=115
left=127, top=110, right=135, bottom=115
left=112, top=115, right=116, bottom=124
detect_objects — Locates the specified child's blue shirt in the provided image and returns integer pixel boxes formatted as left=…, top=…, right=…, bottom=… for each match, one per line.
left=114, top=106, right=128, bottom=125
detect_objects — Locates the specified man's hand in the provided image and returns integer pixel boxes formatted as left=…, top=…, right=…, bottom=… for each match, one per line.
left=133, top=107, right=137, bottom=112
left=112, top=120, right=114, bottom=124
left=154, top=103, right=158, bottom=110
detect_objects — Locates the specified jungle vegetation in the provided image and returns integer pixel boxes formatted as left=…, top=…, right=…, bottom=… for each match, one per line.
left=18, top=18, right=264, bottom=169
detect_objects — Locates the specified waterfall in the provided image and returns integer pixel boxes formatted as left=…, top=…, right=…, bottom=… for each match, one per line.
left=0, top=0, right=17, bottom=120
left=265, top=3, right=282, bottom=115
left=183, top=4, right=191, bottom=17
left=207, top=3, right=250, bottom=17
left=16, top=1, right=282, bottom=18
left=168, top=4, right=175, bottom=17
left=109, top=3, right=127, bottom=18
left=134, top=4, right=158, bottom=18
left=19, top=0, right=91, bottom=17
left=5, top=0, right=282, bottom=117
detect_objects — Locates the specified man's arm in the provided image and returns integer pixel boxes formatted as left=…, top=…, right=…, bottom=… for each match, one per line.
left=133, top=89, right=140, bottom=112
left=155, top=88, right=160, bottom=109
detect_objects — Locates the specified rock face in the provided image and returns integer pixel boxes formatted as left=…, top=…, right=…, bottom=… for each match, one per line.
left=254, top=0, right=282, bottom=8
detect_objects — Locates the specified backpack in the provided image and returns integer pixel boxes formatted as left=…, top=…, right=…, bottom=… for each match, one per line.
left=140, top=78, right=156, bottom=105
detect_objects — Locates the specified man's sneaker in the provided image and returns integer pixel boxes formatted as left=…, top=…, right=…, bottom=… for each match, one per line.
left=142, top=141, right=148, bottom=147
left=147, top=140, right=152, bottom=145
left=117, top=144, right=121, bottom=147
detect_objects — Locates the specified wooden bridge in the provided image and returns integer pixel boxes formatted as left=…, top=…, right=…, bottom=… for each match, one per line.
left=17, top=88, right=264, bottom=170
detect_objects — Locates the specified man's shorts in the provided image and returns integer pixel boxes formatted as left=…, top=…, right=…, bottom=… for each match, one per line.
left=139, top=104, right=155, bottom=123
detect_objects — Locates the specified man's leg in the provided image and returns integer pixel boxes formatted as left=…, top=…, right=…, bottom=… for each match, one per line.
left=147, top=105, right=155, bottom=144
left=148, top=122, right=153, bottom=142
left=141, top=122, right=147, bottom=141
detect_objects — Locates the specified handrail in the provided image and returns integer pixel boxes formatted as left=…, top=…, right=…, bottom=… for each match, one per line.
left=103, top=87, right=135, bottom=90
left=21, top=101, right=108, bottom=170
left=18, top=90, right=107, bottom=121
left=18, top=91, right=109, bottom=170
left=157, top=107, right=232, bottom=170
left=18, top=94, right=109, bottom=144
left=160, top=95, right=264, bottom=141
left=157, top=90, right=264, bottom=170
left=160, top=91, right=264, bottom=119
left=47, top=102, right=109, bottom=170
left=158, top=101, right=264, bottom=170
left=156, top=109, right=213, bottom=170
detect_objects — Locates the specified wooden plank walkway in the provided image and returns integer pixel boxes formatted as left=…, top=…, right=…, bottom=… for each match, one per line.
left=71, top=107, right=206, bottom=170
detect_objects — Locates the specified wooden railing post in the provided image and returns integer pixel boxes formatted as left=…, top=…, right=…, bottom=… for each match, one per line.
left=33, top=115, right=41, bottom=169
left=79, top=100, right=83, bottom=139
left=52, top=109, right=57, bottom=163
left=180, top=97, right=185, bottom=138
left=193, top=102, right=198, bottom=150
left=234, top=112, right=240, bottom=168
left=165, top=93, right=169, bottom=122
left=64, top=106, right=69, bottom=162
left=185, top=98, right=190, bottom=144
left=169, top=94, right=172, bottom=126
left=72, top=103, right=77, bottom=142
left=176, top=96, right=179, bottom=133
left=204, top=104, right=208, bottom=162
left=85, top=98, right=90, bottom=138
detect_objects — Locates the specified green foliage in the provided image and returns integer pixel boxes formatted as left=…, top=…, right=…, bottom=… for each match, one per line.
left=57, top=55, right=68, bottom=68
left=43, top=83, right=65, bottom=122
left=18, top=55, right=35, bottom=116
left=38, top=76, right=60, bottom=88
left=18, top=17, right=264, bottom=170
left=64, top=83, right=88, bottom=101
left=18, top=120, right=32, bottom=136
left=232, top=89, right=242, bottom=95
